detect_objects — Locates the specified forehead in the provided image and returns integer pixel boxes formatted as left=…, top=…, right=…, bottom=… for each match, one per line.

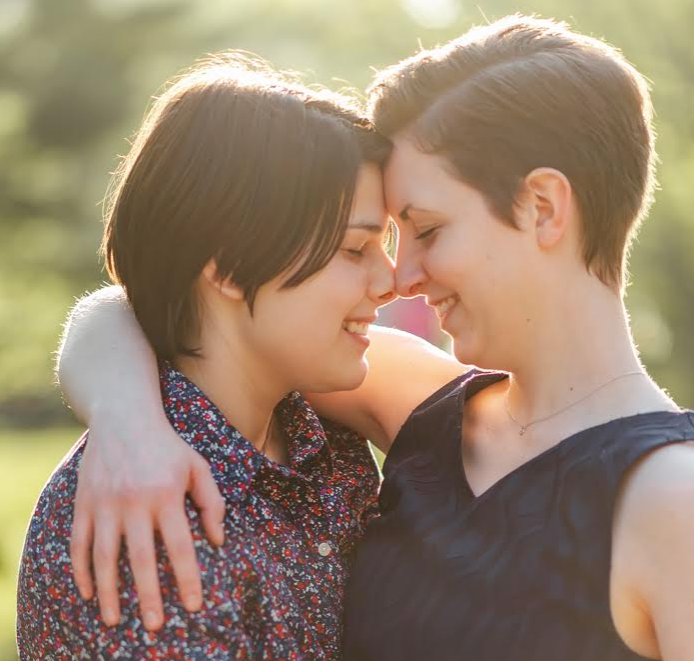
left=351, top=163, right=387, bottom=223
left=354, top=162, right=384, bottom=202
left=383, top=135, right=452, bottom=219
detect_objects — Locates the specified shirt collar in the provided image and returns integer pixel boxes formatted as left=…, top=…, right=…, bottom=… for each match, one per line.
left=159, top=362, right=330, bottom=503
left=276, top=391, right=331, bottom=470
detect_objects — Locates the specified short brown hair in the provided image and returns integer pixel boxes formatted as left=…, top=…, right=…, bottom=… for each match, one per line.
left=102, top=53, right=390, bottom=359
left=368, top=15, right=656, bottom=289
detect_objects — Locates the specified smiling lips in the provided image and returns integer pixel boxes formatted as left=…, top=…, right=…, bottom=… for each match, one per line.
left=431, top=295, right=459, bottom=319
left=342, top=319, right=373, bottom=350
left=342, top=320, right=370, bottom=336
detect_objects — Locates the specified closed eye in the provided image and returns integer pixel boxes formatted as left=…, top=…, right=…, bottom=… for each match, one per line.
left=415, top=227, right=438, bottom=241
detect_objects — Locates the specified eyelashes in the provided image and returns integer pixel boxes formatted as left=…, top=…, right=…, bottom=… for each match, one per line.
left=415, top=227, right=439, bottom=241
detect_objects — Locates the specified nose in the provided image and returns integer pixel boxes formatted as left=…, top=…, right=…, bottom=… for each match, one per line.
left=369, top=250, right=396, bottom=307
left=395, top=234, right=425, bottom=298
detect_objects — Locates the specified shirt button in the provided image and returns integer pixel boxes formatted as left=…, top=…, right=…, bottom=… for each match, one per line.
left=317, top=542, right=332, bottom=557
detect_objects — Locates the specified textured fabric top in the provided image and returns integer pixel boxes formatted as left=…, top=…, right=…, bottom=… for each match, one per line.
left=18, top=362, right=380, bottom=661
left=343, top=369, right=694, bottom=661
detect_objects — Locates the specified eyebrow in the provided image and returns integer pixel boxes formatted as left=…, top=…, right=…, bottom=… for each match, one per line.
left=398, top=205, right=436, bottom=221
left=347, top=221, right=388, bottom=233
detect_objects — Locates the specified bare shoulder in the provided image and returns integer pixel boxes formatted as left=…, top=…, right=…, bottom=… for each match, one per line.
left=619, top=440, right=694, bottom=507
left=615, top=440, right=694, bottom=541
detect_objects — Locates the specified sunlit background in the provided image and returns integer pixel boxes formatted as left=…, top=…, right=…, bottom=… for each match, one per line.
left=2, top=0, right=693, bottom=657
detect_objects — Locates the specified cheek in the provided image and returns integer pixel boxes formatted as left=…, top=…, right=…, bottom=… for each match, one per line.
left=330, top=258, right=370, bottom=303
left=256, top=297, right=334, bottom=362
left=424, top=237, right=464, bottom=285
left=290, top=262, right=367, bottom=334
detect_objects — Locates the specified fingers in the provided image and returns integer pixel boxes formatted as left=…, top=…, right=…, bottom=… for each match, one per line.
left=190, top=457, right=226, bottom=547
left=70, top=501, right=95, bottom=600
left=71, top=430, right=221, bottom=629
left=158, top=505, right=203, bottom=613
left=124, top=513, right=164, bottom=631
left=92, top=513, right=122, bottom=627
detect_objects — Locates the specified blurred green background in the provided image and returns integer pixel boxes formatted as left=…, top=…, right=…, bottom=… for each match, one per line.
left=1, top=0, right=693, bottom=657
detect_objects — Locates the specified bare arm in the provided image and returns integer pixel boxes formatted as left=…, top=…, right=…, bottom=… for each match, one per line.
left=611, top=441, right=694, bottom=660
left=57, top=286, right=162, bottom=427
left=307, top=326, right=468, bottom=453
left=60, top=290, right=466, bottom=454
left=58, top=286, right=226, bottom=630
left=57, top=288, right=467, bottom=629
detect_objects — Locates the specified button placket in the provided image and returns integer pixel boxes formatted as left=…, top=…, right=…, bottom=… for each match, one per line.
left=298, top=482, right=333, bottom=559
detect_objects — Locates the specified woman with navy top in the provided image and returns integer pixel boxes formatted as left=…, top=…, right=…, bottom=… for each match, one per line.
left=52, top=16, right=694, bottom=660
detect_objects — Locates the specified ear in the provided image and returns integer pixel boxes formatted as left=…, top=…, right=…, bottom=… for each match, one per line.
left=518, top=168, right=573, bottom=249
left=201, top=259, right=245, bottom=301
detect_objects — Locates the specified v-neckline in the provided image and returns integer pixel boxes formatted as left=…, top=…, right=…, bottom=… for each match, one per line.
left=452, top=370, right=689, bottom=505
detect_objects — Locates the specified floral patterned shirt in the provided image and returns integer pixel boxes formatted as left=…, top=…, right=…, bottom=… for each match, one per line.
left=17, top=362, right=380, bottom=660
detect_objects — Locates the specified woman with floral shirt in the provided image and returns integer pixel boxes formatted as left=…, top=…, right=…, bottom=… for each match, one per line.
left=16, top=53, right=403, bottom=660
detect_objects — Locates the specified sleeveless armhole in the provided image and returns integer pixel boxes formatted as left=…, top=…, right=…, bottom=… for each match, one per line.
left=378, top=369, right=481, bottom=515
left=601, top=409, right=694, bottom=559
left=571, top=410, right=694, bottom=648
left=382, top=369, right=478, bottom=474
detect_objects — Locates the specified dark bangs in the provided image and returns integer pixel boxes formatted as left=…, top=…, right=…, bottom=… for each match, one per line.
left=102, top=55, right=388, bottom=359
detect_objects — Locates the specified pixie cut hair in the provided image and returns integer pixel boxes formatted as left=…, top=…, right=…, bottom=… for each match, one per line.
left=102, top=53, right=390, bottom=360
left=368, top=15, right=656, bottom=290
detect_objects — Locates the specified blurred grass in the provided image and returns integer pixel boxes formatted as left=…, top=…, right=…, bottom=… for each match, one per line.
left=0, top=426, right=83, bottom=661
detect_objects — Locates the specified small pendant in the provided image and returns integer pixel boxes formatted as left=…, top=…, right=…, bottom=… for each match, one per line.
left=519, top=426, right=527, bottom=436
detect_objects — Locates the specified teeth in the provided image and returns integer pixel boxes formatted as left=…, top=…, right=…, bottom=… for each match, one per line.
left=343, top=321, right=369, bottom=336
left=433, top=295, right=458, bottom=317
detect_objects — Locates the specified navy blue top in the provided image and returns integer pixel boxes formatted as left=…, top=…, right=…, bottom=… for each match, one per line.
left=343, top=369, right=694, bottom=661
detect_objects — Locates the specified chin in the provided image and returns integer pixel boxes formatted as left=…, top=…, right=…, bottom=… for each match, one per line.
left=304, top=360, right=368, bottom=394
left=330, top=360, right=368, bottom=393
left=451, top=331, right=478, bottom=366
left=454, top=339, right=507, bottom=373
left=336, top=370, right=368, bottom=392
left=451, top=342, right=488, bottom=372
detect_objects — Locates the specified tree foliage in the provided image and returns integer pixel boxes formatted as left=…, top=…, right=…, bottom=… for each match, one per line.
left=1, top=0, right=693, bottom=422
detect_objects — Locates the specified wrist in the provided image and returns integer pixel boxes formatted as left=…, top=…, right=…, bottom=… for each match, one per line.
left=87, top=395, right=167, bottom=435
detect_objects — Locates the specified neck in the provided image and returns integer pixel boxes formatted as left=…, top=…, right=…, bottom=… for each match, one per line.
left=174, top=313, right=288, bottom=453
left=503, top=275, right=673, bottom=422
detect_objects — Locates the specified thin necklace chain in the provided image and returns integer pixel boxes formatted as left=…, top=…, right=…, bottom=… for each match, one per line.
left=504, top=370, right=647, bottom=436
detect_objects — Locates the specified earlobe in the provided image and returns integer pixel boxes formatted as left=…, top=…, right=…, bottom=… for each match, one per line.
left=202, top=259, right=245, bottom=301
left=523, top=168, right=572, bottom=249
